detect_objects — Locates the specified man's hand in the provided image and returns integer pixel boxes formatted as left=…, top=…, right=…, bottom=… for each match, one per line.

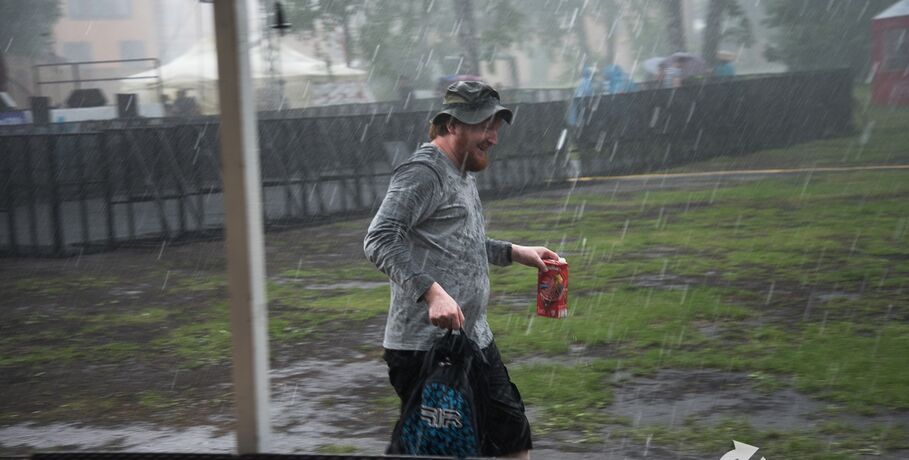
left=512, top=244, right=560, bottom=271
left=423, top=282, right=465, bottom=330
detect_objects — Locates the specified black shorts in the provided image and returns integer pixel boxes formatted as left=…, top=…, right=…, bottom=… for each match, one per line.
left=383, top=340, right=533, bottom=456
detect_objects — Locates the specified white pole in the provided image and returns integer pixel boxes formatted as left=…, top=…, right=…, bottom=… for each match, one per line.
left=212, top=0, right=272, bottom=453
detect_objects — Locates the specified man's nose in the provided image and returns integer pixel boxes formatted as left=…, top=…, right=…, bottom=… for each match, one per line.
left=486, top=129, right=498, bottom=145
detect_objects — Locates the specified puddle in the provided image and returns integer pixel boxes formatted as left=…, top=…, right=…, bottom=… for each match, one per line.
left=815, top=291, right=862, bottom=302
left=695, top=322, right=723, bottom=340
left=307, top=281, right=388, bottom=290
left=0, top=421, right=390, bottom=455
left=632, top=274, right=692, bottom=290
left=0, top=423, right=235, bottom=454
left=639, top=246, right=682, bottom=259
left=610, top=369, right=909, bottom=438
left=609, top=369, right=824, bottom=430
left=270, top=357, right=392, bottom=439
left=273, top=279, right=388, bottom=290
left=512, top=344, right=606, bottom=367
left=109, top=286, right=148, bottom=296
left=0, top=358, right=392, bottom=455
left=1, top=353, right=664, bottom=459
left=493, top=294, right=535, bottom=308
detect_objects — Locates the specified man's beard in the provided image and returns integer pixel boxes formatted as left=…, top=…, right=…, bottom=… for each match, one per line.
left=454, top=135, right=490, bottom=172
left=463, top=148, right=489, bottom=171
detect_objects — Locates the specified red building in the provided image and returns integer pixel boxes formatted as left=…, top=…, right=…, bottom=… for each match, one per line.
left=872, top=0, right=909, bottom=105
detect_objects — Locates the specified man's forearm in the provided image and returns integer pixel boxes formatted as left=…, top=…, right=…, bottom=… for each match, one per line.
left=486, top=238, right=513, bottom=266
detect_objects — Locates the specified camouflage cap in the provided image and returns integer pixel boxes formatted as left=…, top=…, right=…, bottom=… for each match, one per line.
left=431, top=80, right=514, bottom=125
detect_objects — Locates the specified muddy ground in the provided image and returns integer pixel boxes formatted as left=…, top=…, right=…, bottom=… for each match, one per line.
left=1, top=170, right=907, bottom=460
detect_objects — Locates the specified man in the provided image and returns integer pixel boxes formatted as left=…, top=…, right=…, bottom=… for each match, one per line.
left=173, top=89, right=200, bottom=117
left=659, top=58, right=683, bottom=89
left=713, top=50, right=736, bottom=78
left=364, top=81, right=558, bottom=459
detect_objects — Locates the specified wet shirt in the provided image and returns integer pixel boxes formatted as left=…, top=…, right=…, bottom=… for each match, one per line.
left=364, top=143, right=512, bottom=350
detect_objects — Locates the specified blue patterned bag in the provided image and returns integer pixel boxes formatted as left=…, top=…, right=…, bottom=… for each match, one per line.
left=389, top=330, right=488, bottom=458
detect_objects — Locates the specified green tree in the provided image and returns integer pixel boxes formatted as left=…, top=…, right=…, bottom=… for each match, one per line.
left=702, top=0, right=754, bottom=66
left=762, top=0, right=891, bottom=78
left=282, top=0, right=360, bottom=66
left=355, top=0, right=450, bottom=96
left=519, top=0, right=621, bottom=81
left=664, top=0, right=686, bottom=51
left=454, top=0, right=481, bottom=75
left=0, top=0, right=62, bottom=91
left=603, top=2, right=667, bottom=84
left=285, top=0, right=523, bottom=98
left=602, top=0, right=621, bottom=65
left=622, top=1, right=675, bottom=59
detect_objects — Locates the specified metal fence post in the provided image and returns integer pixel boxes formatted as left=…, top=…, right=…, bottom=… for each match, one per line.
left=22, top=138, right=40, bottom=253
left=100, top=131, right=117, bottom=248
left=45, top=135, right=65, bottom=255
left=77, top=136, right=91, bottom=247
left=1, top=137, right=19, bottom=255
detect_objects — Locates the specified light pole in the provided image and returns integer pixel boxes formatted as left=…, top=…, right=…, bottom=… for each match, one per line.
left=198, top=0, right=214, bottom=111
left=263, top=0, right=290, bottom=110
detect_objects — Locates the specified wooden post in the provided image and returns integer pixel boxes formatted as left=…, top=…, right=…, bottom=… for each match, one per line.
left=212, top=0, right=272, bottom=454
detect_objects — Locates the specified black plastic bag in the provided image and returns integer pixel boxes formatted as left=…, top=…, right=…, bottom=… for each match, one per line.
left=388, top=330, right=488, bottom=458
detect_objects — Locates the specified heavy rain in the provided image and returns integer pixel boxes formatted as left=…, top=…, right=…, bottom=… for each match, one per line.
left=1, top=0, right=908, bottom=459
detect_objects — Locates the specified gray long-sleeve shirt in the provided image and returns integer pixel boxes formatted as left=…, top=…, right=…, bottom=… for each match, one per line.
left=364, top=143, right=512, bottom=350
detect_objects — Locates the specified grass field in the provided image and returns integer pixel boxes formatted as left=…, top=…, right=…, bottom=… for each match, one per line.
left=1, top=87, right=908, bottom=458
left=483, top=88, right=909, bottom=458
left=487, top=166, right=908, bottom=458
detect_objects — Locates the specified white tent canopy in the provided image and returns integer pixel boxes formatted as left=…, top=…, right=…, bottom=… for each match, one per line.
left=121, top=38, right=369, bottom=112
left=875, top=0, right=909, bottom=19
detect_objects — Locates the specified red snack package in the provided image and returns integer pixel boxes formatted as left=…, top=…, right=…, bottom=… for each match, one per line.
left=536, top=258, right=568, bottom=318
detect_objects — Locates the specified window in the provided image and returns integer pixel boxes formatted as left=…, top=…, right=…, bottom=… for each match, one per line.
left=119, top=40, right=147, bottom=60
left=883, top=28, right=909, bottom=72
left=62, top=41, right=93, bottom=62
left=119, top=40, right=147, bottom=70
left=68, top=0, right=132, bottom=20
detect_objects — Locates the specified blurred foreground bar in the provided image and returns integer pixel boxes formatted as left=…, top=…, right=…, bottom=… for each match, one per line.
left=31, top=453, right=490, bottom=460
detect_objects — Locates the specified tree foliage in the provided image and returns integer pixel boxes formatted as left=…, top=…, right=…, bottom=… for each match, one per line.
left=282, top=0, right=360, bottom=65
left=520, top=0, right=643, bottom=79
left=517, top=0, right=601, bottom=79
left=284, top=0, right=524, bottom=96
left=762, top=0, right=891, bottom=77
left=702, top=0, right=754, bottom=66
left=664, top=0, right=686, bottom=51
left=0, top=0, right=61, bottom=92
left=721, top=0, right=754, bottom=50
left=281, top=1, right=762, bottom=92
left=621, top=1, right=675, bottom=60
left=0, top=0, right=62, bottom=57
